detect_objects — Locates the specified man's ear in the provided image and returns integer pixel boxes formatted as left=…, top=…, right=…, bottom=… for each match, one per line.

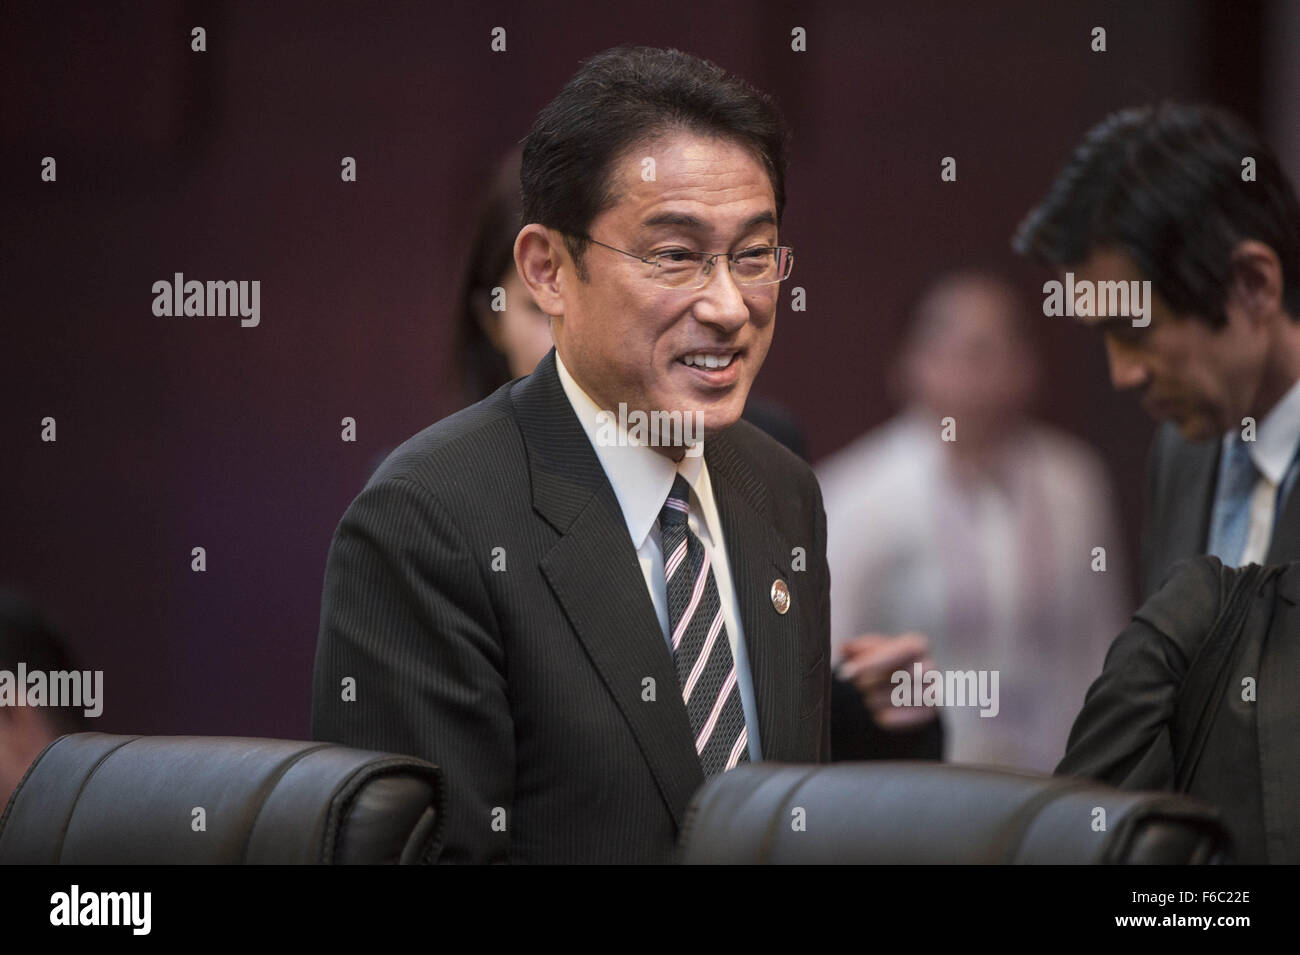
left=1227, top=239, right=1285, bottom=325
left=514, top=224, right=567, bottom=317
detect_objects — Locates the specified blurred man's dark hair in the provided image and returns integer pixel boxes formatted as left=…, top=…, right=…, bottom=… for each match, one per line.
left=454, top=148, right=523, bottom=404
left=0, top=591, right=87, bottom=737
left=520, top=45, right=789, bottom=281
left=0, top=591, right=87, bottom=809
left=1012, top=102, right=1300, bottom=328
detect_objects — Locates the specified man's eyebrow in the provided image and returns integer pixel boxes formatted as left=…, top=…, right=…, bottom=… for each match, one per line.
left=640, top=210, right=777, bottom=232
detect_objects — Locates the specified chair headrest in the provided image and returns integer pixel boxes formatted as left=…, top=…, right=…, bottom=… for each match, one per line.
left=0, top=732, right=443, bottom=864
left=677, top=762, right=1230, bottom=864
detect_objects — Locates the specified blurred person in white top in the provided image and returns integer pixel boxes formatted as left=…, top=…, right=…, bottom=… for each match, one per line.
left=818, top=270, right=1129, bottom=771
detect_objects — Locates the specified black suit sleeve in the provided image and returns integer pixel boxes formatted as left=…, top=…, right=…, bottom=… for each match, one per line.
left=1055, top=556, right=1222, bottom=788
left=829, top=675, right=944, bottom=761
left=311, top=477, right=512, bottom=863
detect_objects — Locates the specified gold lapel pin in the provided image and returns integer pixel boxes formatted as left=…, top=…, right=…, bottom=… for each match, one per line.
left=771, top=579, right=790, bottom=615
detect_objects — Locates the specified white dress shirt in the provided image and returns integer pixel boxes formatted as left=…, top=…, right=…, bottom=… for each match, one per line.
left=555, top=353, right=762, bottom=760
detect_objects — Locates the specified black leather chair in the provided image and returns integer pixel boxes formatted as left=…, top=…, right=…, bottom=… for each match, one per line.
left=0, top=732, right=443, bottom=864
left=678, top=762, right=1231, bottom=864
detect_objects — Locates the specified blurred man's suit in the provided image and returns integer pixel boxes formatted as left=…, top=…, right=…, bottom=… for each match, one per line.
left=1144, top=421, right=1300, bottom=598
left=1058, top=556, right=1300, bottom=862
left=312, top=350, right=831, bottom=863
left=1063, top=413, right=1300, bottom=861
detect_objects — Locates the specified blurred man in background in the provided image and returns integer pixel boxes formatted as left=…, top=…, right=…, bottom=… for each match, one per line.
left=0, top=592, right=87, bottom=808
left=1013, top=103, right=1300, bottom=597
left=453, top=148, right=555, bottom=407
left=1015, top=103, right=1300, bottom=860
left=818, top=270, right=1128, bottom=770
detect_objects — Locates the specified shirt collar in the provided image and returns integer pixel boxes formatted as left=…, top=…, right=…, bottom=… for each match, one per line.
left=556, top=351, right=704, bottom=549
left=1232, top=376, right=1300, bottom=484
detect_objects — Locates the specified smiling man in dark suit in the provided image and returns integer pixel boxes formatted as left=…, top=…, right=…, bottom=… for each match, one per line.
left=311, top=46, right=829, bottom=863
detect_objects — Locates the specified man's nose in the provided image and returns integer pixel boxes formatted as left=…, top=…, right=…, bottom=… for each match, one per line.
left=692, top=258, right=752, bottom=331
left=1104, top=336, right=1150, bottom=391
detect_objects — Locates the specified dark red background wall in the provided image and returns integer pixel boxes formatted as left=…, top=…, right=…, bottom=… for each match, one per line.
left=1, top=1, right=1282, bottom=738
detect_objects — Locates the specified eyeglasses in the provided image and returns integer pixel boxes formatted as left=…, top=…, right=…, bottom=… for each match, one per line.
left=574, top=234, right=794, bottom=291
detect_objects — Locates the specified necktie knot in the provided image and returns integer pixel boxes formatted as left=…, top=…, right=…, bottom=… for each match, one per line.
left=659, top=473, right=692, bottom=530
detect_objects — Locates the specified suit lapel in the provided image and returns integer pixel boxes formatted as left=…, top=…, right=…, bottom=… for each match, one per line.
left=1266, top=472, right=1300, bottom=563
left=705, top=430, right=803, bottom=762
left=1152, top=430, right=1219, bottom=585
left=512, top=351, right=704, bottom=827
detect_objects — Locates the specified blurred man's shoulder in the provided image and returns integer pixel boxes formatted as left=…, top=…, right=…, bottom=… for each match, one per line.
left=1025, top=419, right=1100, bottom=455
left=815, top=414, right=930, bottom=499
left=1021, top=422, right=1114, bottom=490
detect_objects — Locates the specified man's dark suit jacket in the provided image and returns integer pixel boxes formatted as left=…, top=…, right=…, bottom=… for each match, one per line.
left=1057, top=556, right=1300, bottom=863
left=311, top=350, right=831, bottom=863
left=1143, top=421, right=1300, bottom=599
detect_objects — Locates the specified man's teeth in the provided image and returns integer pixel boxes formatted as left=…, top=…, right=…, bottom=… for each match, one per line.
left=682, top=353, right=735, bottom=369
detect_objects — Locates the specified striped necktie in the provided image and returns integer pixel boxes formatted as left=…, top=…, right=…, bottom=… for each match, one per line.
left=659, top=473, right=750, bottom=776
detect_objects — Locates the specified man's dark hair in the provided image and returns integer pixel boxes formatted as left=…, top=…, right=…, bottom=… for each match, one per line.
left=1012, top=103, right=1300, bottom=328
left=0, top=591, right=87, bottom=736
left=520, top=45, right=789, bottom=281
